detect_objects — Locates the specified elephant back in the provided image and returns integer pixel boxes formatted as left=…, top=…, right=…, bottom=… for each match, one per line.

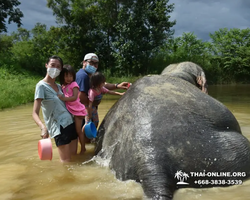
left=96, top=74, right=241, bottom=160
left=161, top=62, right=205, bottom=87
left=95, top=71, right=250, bottom=200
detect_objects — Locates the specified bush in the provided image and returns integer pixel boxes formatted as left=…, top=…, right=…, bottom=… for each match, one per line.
left=0, top=67, right=42, bottom=109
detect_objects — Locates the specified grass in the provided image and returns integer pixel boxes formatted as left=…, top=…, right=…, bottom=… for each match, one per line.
left=0, top=74, right=40, bottom=110
left=0, top=68, right=141, bottom=110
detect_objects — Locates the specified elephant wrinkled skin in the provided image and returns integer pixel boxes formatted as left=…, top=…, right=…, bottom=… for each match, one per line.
left=95, top=62, right=250, bottom=200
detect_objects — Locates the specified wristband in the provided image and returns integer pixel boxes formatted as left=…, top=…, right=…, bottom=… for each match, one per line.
left=115, top=83, right=119, bottom=88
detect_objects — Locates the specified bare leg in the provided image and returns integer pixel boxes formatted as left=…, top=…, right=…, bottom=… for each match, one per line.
left=57, top=144, right=71, bottom=163
left=75, top=116, right=86, bottom=154
left=69, top=139, right=78, bottom=155
left=82, top=124, right=91, bottom=143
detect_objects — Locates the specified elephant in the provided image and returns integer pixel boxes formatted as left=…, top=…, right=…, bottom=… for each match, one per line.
left=94, top=62, right=250, bottom=200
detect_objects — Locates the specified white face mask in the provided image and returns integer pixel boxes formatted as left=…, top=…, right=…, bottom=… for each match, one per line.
left=47, top=68, right=61, bottom=79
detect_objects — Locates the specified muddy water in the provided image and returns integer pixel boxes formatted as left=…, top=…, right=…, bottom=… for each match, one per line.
left=0, top=85, right=250, bottom=200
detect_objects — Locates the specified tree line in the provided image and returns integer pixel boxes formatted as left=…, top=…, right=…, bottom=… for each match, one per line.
left=1, top=0, right=250, bottom=84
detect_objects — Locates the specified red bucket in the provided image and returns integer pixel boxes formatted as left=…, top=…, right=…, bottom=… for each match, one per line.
left=38, top=138, right=53, bottom=160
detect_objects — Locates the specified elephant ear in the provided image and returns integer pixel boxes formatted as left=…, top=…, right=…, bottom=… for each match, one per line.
left=196, top=71, right=208, bottom=94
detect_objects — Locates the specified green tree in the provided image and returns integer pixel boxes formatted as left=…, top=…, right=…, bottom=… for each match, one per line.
left=47, top=0, right=175, bottom=75
left=0, top=33, right=14, bottom=52
left=156, top=33, right=212, bottom=72
left=7, top=24, right=64, bottom=75
left=0, top=33, right=14, bottom=67
left=47, top=0, right=103, bottom=69
left=106, top=0, right=176, bottom=75
left=31, top=24, right=70, bottom=74
left=31, top=23, right=55, bottom=58
left=175, top=32, right=206, bottom=62
left=9, top=25, right=53, bottom=75
left=0, top=0, right=23, bottom=32
left=209, top=28, right=250, bottom=82
left=11, top=27, right=30, bottom=41
left=9, top=27, right=35, bottom=72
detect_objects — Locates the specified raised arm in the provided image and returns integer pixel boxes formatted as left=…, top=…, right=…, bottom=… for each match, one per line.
left=107, top=90, right=125, bottom=96
left=104, top=82, right=130, bottom=90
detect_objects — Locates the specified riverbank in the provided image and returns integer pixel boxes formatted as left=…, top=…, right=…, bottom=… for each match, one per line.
left=1, top=68, right=248, bottom=110
left=0, top=70, right=139, bottom=110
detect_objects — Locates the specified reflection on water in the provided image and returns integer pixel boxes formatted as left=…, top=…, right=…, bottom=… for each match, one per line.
left=0, top=103, right=143, bottom=200
left=209, top=85, right=250, bottom=139
left=0, top=85, right=250, bottom=200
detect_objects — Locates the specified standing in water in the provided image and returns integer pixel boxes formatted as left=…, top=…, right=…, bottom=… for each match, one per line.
left=86, top=72, right=124, bottom=127
left=58, top=64, right=88, bottom=154
left=76, top=53, right=130, bottom=128
left=32, top=55, right=78, bottom=162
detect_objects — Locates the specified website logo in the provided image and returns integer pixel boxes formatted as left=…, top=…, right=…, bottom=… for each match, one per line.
left=174, top=170, right=189, bottom=185
left=174, top=170, right=245, bottom=186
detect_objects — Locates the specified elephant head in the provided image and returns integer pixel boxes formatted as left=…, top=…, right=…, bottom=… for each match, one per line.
left=161, top=62, right=208, bottom=94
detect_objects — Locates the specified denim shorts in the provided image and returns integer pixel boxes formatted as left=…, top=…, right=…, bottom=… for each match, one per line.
left=54, top=123, right=78, bottom=147
left=91, top=106, right=99, bottom=125
left=82, top=106, right=99, bottom=127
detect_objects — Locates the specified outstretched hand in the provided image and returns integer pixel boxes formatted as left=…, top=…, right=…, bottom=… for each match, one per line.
left=117, top=82, right=131, bottom=90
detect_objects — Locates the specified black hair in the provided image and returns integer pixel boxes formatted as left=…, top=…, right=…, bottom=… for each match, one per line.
left=59, top=64, right=76, bottom=85
left=90, top=72, right=106, bottom=89
left=46, top=55, right=63, bottom=68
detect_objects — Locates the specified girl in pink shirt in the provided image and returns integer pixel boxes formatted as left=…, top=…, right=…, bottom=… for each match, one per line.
left=58, top=65, right=87, bottom=154
left=86, top=72, right=124, bottom=127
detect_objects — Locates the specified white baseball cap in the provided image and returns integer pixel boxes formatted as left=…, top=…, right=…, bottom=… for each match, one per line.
left=84, top=53, right=99, bottom=62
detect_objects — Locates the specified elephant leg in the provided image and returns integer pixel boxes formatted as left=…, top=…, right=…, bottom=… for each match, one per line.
left=138, top=166, right=175, bottom=200
left=141, top=176, right=175, bottom=200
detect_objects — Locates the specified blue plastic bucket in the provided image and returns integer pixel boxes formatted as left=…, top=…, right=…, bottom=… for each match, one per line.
left=84, top=122, right=97, bottom=139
